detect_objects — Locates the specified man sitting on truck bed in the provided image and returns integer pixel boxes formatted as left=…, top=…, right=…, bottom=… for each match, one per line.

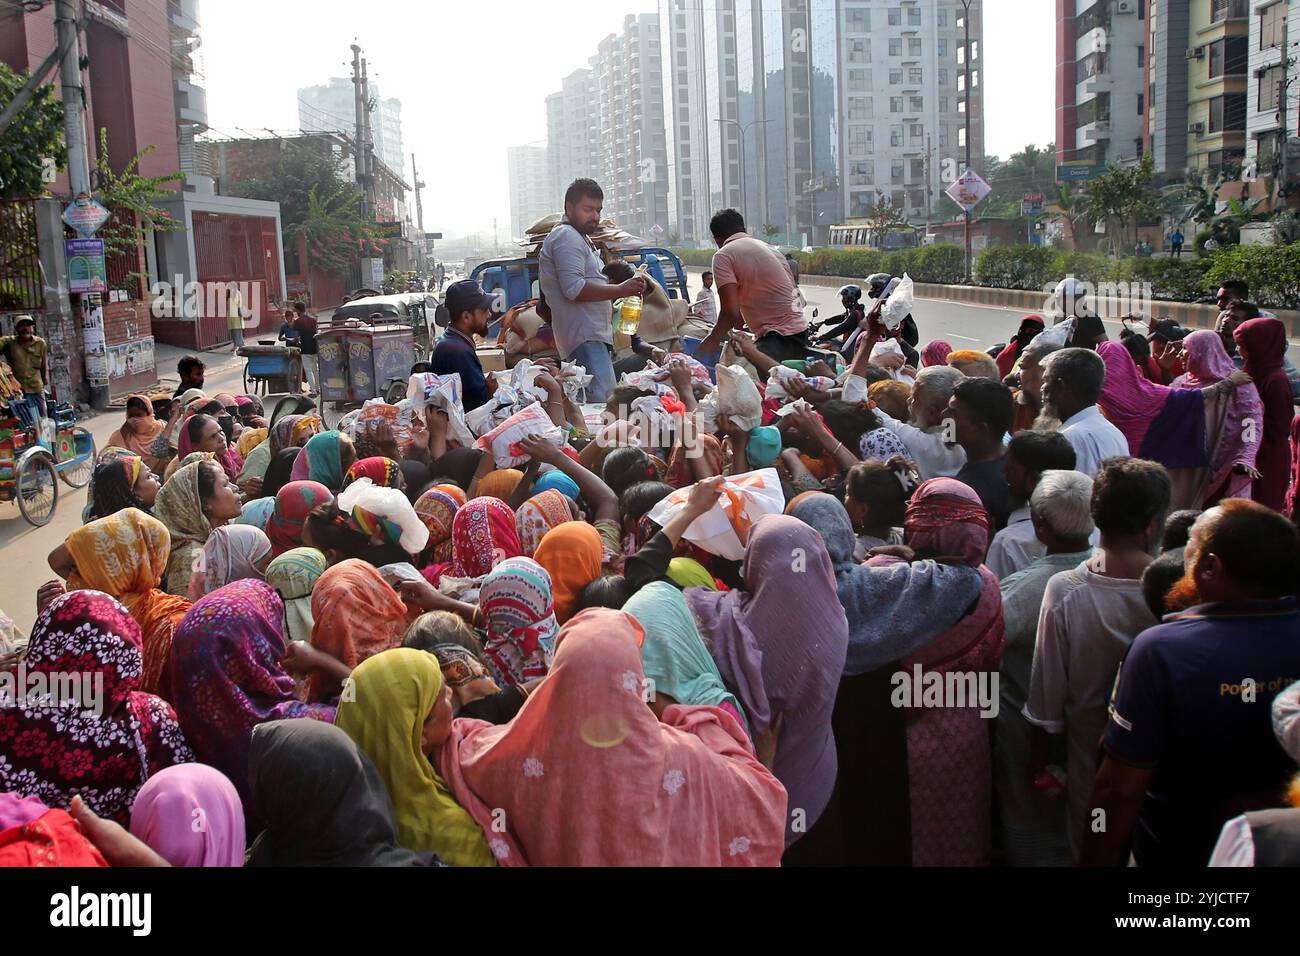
left=431, top=279, right=494, bottom=412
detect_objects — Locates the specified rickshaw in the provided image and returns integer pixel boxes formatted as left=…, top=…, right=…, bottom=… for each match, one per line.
left=0, top=372, right=96, bottom=527
left=315, top=307, right=421, bottom=428
left=237, top=341, right=303, bottom=396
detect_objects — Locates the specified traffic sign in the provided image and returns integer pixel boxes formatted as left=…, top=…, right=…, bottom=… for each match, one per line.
left=944, top=168, right=991, bottom=212
left=62, top=194, right=111, bottom=237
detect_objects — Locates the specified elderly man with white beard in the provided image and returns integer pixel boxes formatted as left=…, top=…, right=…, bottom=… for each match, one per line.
left=1036, top=348, right=1128, bottom=479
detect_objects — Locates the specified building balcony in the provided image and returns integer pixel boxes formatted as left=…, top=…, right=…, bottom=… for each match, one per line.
left=168, top=0, right=200, bottom=36
left=1080, top=119, right=1112, bottom=144
left=175, top=79, right=209, bottom=131
left=1082, top=73, right=1113, bottom=97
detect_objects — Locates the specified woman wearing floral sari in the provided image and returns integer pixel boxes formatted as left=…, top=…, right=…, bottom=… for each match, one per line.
left=414, top=484, right=465, bottom=572
left=290, top=430, right=356, bottom=491
left=169, top=579, right=335, bottom=811
left=55, top=508, right=193, bottom=695
left=514, top=489, right=573, bottom=556
left=1171, top=329, right=1263, bottom=505
left=238, top=412, right=320, bottom=491
left=477, top=557, right=560, bottom=689
left=0, top=591, right=192, bottom=825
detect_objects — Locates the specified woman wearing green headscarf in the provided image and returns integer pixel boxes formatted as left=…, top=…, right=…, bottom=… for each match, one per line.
left=335, top=648, right=497, bottom=867
left=265, top=547, right=328, bottom=645
left=623, top=581, right=749, bottom=738
left=290, top=430, right=355, bottom=491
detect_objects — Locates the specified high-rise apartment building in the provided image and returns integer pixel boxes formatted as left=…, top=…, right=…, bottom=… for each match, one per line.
left=546, top=68, right=599, bottom=201
left=1057, top=0, right=1148, bottom=170
left=298, top=78, right=405, bottom=175
left=507, top=144, right=552, bottom=238
left=1245, top=1, right=1300, bottom=178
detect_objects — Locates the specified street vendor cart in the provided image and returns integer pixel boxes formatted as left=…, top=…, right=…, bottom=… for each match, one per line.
left=315, top=312, right=416, bottom=427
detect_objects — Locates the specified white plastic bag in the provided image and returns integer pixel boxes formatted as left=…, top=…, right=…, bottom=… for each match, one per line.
left=337, top=478, right=431, bottom=554
left=407, top=372, right=474, bottom=446
left=715, top=363, right=763, bottom=432
left=474, top=402, right=564, bottom=468
left=646, top=468, right=785, bottom=561
left=881, top=273, right=913, bottom=331
left=765, top=365, right=837, bottom=403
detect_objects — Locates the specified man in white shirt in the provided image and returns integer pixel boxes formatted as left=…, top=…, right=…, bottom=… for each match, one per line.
left=987, top=429, right=1081, bottom=579
left=690, top=270, right=717, bottom=326
left=845, top=363, right=967, bottom=480
left=1038, top=347, right=1129, bottom=479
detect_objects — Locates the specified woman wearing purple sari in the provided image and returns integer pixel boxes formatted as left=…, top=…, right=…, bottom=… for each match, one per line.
left=1171, top=330, right=1263, bottom=505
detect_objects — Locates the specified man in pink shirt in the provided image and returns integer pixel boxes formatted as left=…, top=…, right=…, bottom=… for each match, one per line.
left=696, top=209, right=811, bottom=362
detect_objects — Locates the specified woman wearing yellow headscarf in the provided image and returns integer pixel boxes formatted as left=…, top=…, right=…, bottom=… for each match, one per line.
left=335, top=648, right=497, bottom=867
left=57, top=508, right=193, bottom=695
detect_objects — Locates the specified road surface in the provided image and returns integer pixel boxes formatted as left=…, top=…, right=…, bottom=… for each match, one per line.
left=0, top=346, right=249, bottom=635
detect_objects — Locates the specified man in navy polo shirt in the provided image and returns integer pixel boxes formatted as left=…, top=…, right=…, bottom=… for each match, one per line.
left=1082, top=499, right=1300, bottom=866
left=431, top=279, right=494, bottom=412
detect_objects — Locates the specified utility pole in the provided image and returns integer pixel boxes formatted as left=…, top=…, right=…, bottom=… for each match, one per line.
left=492, top=218, right=498, bottom=254
left=350, top=44, right=368, bottom=220
left=412, top=153, right=427, bottom=276
left=55, top=0, right=90, bottom=197
left=924, top=133, right=933, bottom=239
left=961, top=0, right=974, bottom=280
left=360, top=56, right=377, bottom=221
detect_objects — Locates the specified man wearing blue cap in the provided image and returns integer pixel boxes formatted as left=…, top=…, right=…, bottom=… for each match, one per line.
left=431, top=279, right=495, bottom=412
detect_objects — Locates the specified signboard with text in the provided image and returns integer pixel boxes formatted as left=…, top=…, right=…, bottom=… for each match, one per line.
left=944, top=168, right=991, bottom=212
left=62, top=194, right=111, bottom=237
left=65, top=238, right=107, bottom=293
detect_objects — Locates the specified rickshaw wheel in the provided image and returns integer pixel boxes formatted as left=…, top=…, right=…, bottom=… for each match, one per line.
left=17, top=454, right=57, bottom=527
left=57, top=427, right=96, bottom=488
left=243, top=364, right=253, bottom=396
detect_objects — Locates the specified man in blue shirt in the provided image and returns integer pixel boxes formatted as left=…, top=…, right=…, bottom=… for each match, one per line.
left=1083, top=499, right=1300, bottom=866
left=431, top=279, right=494, bottom=412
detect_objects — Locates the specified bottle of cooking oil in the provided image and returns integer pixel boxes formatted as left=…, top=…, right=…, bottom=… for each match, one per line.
left=618, top=293, right=643, bottom=335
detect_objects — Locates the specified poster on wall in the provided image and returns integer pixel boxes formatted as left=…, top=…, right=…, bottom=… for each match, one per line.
left=65, top=239, right=107, bottom=294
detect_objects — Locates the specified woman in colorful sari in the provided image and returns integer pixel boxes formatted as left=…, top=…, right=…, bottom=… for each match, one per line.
left=155, top=459, right=243, bottom=596
left=335, top=649, right=497, bottom=866
left=245, top=719, right=441, bottom=867
left=514, top=489, right=573, bottom=556
left=477, top=557, right=560, bottom=689
left=533, top=521, right=604, bottom=624
left=897, top=478, right=1005, bottom=866
left=128, top=764, right=245, bottom=867
left=107, top=394, right=168, bottom=474
left=0, top=591, right=193, bottom=826
left=343, top=456, right=403, bottom=491
left=1097, top=340, right=1250, bottom=509
left=168, top=579, right=336, bottom=811
left=445, top=496, right=522, bottom=581
left=188, top=524, right=272, bottom=600
left=305, top=559, right=410, bottom=703
left=685, top=515, right=849, bottom=863
left=235, top=425, right=268, bottom=460
left=789, top=492, right=985, bottom=865
left=290, top=430, right=356, bottom=491
left=174, top=412, right=243, bottom=483
left=476, top=467, right=524, bottom=501
left=265, top=547, right=327, bottom=645
left=57, top=508, right=193, bottom=695
left=1172, top=329, right=1263, bottom=505
left=414, top=484, right=465, bottom=573
left=624, top=580, right=749, bottom=735
left=239, top=412, right=319, bottom=489
left=87, top=454, right=160, bottom=521
left=434, top=609, right=788, bottom=866
left=1235, top=317, right=1293, bottom=511
left=266, top=480, right=333, bottom=557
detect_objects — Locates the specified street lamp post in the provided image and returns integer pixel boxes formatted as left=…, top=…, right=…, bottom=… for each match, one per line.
left=716, top=118, right=771, bottom=233
left=961, top=0, right=974, bottom=280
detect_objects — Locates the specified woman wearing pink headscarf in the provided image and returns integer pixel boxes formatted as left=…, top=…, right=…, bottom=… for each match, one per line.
left=897, top=478, right=1005, bottom=866
left=435, top=608, right=788, bottom=866
left=128, top=764, right=246, bottom=867
left=1172, top=329, right=1263, bottom=505
left=920, top=339, right=954, bottom=369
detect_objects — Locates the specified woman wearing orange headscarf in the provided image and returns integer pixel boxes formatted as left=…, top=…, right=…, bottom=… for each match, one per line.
left=533, top=521, right=603, bottom=624
left=56, top=508, right=193, bottom=696
left=305, top=559, right=411, bottom=703
left=107, top=395, right=169, bottom=475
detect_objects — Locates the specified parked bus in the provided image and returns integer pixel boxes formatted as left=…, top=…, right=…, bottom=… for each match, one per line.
left=827, top=223, right=920, bottom=251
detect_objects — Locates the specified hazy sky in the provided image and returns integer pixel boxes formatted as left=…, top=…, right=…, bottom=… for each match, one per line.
left=201, top=0, right=1054, bottom=239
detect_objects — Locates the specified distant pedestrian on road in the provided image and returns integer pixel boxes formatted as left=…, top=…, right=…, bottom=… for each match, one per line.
left=538, top=178, right=646, bottom=403
left=291, top=301, right=319, bottom=395
left=228, top=285, right=249, bottom=350
left=1170, top=228, right=1185, bottom=258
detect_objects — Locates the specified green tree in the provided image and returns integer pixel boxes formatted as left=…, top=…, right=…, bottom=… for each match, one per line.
left=983, top=144, right=1056, bottom=221
left=0, top=61, right=68, bottom=200
left=761, top=223, right=780, bottom=241
left=1083, top=154, right=1161, bottom=254
left=92, top=128, right=185, bottom=283
left=865, top=191, right=911, bottom=233
left=230, top=146, right=382, bottom=272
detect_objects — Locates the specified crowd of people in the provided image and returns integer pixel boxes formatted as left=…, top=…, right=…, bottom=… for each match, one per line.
left=1, top=191, right=1299, bottom=869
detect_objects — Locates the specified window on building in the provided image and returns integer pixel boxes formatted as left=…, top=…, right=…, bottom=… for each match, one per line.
left=849, top=38, right=871, bottom=63
left=940, top=128, right=949, bottom=146
left=1076, top=51, right=1107, bottom=83
left=938, top=9, right=947, bottom=28
left=971, top=40, right=979, bottom=62
left=940, top=96, right=949, bottom=112
left=681, top=143, right=690, bottom=158
left=889, top=38, right=902, bottom=56
left=888, top=8, right=902, bottom=26
left=892, top=189, right=906, bottom=209
left=891, top=124, right=904, bottom=146
left=849, top=69, right=869, bottom=91
left=850, top=161, right=875, bottom=185
left=910, top=96, right=924, bottom=112
left=939, top=68, right=949, bottom=86
left=911, top=158, right=925, bottom=180
left=907, top=7, right=921, bottom=25
left=1208, top=92, right=1247, bottom=132
left=909, top=38, right=922, bottom=57
left=1211, top=0, right=1248, bottom=24
left=891, top=96, right=903, bottom=112
left=892, top=161, right=905, bottom=184
left=1261, top=2, right=1285, bottom=49
left=1259, top=64, right=1283, bottom=111
left=911, top=122, right=924, bottom=139
left=909, top=67, right=923, bottom=84
left=1208, top=36, right=1248, bottom=78
left=959, top=126, right=967, bottom=147
left=847, top=8, right=870, bottom=33
left=1137, top=92, right=1144, bottom=114
left=848, top=96, right=873, bottom=120
left=890, top=69, right=903, bottom=85
left=1137, top=45, right=1145, bottom=68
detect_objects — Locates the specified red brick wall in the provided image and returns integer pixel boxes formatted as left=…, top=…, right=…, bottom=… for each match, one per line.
left=103, top=299, right=157, bottom=398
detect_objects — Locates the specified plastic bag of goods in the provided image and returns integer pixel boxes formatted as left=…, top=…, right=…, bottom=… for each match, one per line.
left=646, top=468, right=785, bottom=561
left=407, top=372, right=474, bottom=446
left=765, top=365, right=837, bottom=403
left=715, top=363, right=763, bottom=432
left=474, top=402, right=565, bottom=468
left=356, top=399, right=414, bottom=457
left=880, top=274, right=913, bottom=332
